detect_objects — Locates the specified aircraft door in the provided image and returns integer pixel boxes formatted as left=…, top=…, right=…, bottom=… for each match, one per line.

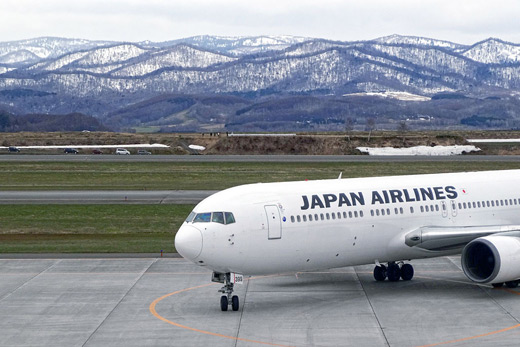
left=441, top=201, right=448, bottom=218
left=264, top=205, right=282, bottom=239
left=451, top=200, right=458, bottom=217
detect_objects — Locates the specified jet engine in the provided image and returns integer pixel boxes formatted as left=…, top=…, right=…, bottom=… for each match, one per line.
left=461, top=235, right=520, bottom=284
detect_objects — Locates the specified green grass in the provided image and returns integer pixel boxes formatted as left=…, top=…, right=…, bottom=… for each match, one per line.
left=0, top=204, right=194, bottom=253
left=3, top=161, right=520, bottom=190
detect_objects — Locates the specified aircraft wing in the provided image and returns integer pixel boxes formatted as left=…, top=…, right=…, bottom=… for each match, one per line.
left=405, top=225, right=520, bottom=251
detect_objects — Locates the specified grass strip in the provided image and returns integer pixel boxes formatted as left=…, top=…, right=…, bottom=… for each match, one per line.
left=2, top=161, right=520, bottom=190
left=0, top=204, right=194, bottom=253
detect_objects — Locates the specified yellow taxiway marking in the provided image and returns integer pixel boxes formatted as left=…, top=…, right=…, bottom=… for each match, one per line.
left=150, top=273, right=520, bottom=347
left=149, top=281, right=295, bottom=347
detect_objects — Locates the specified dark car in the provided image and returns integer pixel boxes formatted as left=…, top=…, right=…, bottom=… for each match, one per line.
left=138, top=149, right=151, bottom=155
left=64, top=148, right=78, bottom=154
left=92, top=149, right=103, bottom=155
left=8, top=146, right=20, bottom=153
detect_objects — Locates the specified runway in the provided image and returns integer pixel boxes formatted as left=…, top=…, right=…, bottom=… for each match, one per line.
left=0, top=190, right=216, bottom=204
left=2, top=154, right=520, bottom=162
left=2, top=256, right=520, bottom=347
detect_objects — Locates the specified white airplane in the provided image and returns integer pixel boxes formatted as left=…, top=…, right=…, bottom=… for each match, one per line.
left=175, top=169, right=520, bottom=311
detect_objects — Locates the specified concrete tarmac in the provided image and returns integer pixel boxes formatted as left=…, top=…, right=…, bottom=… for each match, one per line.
left=1, top=255, right=520, bottom=347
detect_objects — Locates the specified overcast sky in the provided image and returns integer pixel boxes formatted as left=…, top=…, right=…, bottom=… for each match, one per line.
left=1, top=0, right=520, bottom=44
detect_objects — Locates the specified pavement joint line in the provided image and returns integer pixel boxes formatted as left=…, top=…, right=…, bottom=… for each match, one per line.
left=82, top=257, right=158, bottom=347
left=149, top=275, right=296, bottom=347
left=234, top=276, right=251, bottom=347
left=0, top=258, right=62, bottom=303
left=353, top=267, right=391, bottom=347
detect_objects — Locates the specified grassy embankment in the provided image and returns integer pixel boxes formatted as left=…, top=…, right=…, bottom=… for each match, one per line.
left=3, top=160, right=520, bottom=253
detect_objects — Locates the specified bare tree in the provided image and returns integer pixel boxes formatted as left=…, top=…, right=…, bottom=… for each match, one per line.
left=345, top=117, right=355, bottom=142
left=397, top=120, right=408, bottom=145
left=365, top=118, right=376, bottom=142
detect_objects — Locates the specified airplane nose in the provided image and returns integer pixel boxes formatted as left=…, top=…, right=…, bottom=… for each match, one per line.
left=175, top=224, right=203, bottom=261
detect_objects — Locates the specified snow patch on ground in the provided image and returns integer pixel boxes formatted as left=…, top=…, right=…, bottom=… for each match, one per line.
left=356, top=145, right=480, bottom=156
left=467, top=139, right=520, bottom=143
left=343, top=91, right=431, bottom=101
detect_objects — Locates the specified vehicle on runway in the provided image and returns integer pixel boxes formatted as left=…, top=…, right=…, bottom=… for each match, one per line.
left=138, top=149, right=151, bottom=155
left=92, top=149, right=103, bottom=155
left=8, top=146, right=20, bottom=153
left=175, top=170, right=520, bottom=311
left=64, top=148, right=78, bottom=154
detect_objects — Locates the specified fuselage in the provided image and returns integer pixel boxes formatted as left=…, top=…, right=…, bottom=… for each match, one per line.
left=175, top=170, right=520, bottom=275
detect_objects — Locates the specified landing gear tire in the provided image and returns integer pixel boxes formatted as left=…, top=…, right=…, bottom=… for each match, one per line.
left=220, top=295, right=228, bottom=311
left=231, top=295, right=239, bottom=311
left=492, top=283, right=504, bottom=288
left=400, top=264, right=414, bottom=281
left=387, top=263, right=401, bottom=282
left=505, top=280, right=519, bottom=288
left=373, top=265, right=387, bottom=281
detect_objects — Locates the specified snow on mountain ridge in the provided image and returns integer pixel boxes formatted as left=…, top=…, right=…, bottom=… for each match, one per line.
left=462, top=38, right=520, bottom=64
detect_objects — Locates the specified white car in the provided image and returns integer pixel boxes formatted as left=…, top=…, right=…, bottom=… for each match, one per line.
left=115, top=148, right=130, bottom=155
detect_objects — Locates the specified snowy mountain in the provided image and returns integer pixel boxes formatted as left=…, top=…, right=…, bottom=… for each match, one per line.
left=3, top=35, right=520, bottom=131
left=461, top=38, right=520, bottom=64
left=0, top=37, right=115, bottom=66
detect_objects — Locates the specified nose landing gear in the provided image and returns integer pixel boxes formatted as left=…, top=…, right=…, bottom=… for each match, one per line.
left=373, top=261, right=414, bottom=282
left=214, top=272, right=240, bottom=311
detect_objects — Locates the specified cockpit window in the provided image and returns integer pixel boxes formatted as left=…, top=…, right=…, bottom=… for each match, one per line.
left=193, top=212, right=211, bottom=223
left=189, top=211, right=236, bottom=225
left=225, top=212, right=235, bottom=224
left=212, top=212, right=225, bottom=224
left=185, top=212, right=196, bottom=223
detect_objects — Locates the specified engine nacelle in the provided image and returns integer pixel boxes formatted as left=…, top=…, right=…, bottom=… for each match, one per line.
left=462, top=235, right=520, bottom=284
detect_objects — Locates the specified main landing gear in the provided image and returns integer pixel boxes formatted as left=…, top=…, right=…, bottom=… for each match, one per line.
left=215, top=272, right=239, bottom=311
left=492, top=280, right=519, bottom=289
left=373, top=261, right=414, bottom=282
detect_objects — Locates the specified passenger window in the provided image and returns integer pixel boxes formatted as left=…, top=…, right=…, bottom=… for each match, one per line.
left=225, top=212, right=236, bottom=224
left=343, top=212, right=347, bottom=218
left=410, top=207, right=414, bottom=213
left=314, top=214, right=319, bottom=221
left=354, top=211, right=359, bottom=218
left=290, top=216, right=295, bottom=223
left=309, top=214, right=313, bottom=221
left=297, top=215, right=301, bottom=222
left=303, top=215, right=307, bottom=222
left=193, top=212, right=211, bottom=223
left=337, top=212, right=341, bottom=219
left=399, top=207, right=403, bottom=214
left=212, top=212, right=225, bottom=224
left=326, top=213, right=330, bottom=220
left=359, top=211, right=363, bottom=217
